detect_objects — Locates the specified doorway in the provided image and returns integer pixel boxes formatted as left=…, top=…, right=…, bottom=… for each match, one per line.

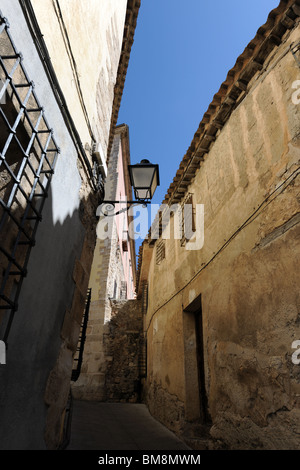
left=183, top=294, right=209, bottom=423
left=194, top=307, right=209, bottom=423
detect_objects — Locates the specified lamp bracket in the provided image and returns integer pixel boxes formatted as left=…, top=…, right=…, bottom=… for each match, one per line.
left=98, top=200, right=149, bottom=217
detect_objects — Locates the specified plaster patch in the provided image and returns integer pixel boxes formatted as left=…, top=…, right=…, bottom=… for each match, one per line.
left=189, top=289, right=196, bottom=304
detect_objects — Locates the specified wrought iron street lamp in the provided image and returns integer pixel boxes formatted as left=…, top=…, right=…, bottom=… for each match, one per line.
left=128, top=159, right=160, bottom=201
left=98, top=159, right=160, bottom=217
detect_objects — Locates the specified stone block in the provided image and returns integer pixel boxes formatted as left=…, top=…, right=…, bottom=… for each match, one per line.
left=90, top=373, right=106, bottom=386
left=60, top=309, right=81, bottom=353
left=70, top=286, right=86, bottom=326
left=44, top=345, right=73, bottom=407
left=44, top=404, right=65, bottom=450
left=72, top=258, right=89, bottom=297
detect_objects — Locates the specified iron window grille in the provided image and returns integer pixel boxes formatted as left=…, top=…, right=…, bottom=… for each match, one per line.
left=155, top=239, right=166, bottom=265
left=180, top=193, right=196, bottom=246
left=71, top=288, right=91, bottom=382
left=291, top=41, right=300, bottom=69
left=0, top=13, right=60, bottom=344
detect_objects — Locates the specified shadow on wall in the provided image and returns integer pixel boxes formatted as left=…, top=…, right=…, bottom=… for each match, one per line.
left=0, top=184, right=98, bottom=450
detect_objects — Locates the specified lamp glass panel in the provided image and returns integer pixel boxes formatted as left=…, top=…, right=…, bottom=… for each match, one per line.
left=150, top=171, right=158, bottom=198
left=135, top=188, right=150, bottom=200
left=130, top=166, right=155, bottom=189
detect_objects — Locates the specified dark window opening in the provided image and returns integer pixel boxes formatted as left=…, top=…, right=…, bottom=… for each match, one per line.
left=122, top=238, right=128, bottom=252
left=291, top=41, right=300, bottom=69
left=113, top=280, right=118, bottom=299
left=181, top=193, right=196, bottom=246
left=183, top=295, right=211, bottom=424
left=194, top=308, right=210, bottom=424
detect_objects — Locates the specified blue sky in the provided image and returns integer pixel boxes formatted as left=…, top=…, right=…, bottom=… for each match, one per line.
left=117, top=0, right=279, bottom=244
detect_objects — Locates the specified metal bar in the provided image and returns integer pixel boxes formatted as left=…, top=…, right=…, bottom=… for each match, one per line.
left=9, top=81, right=34, bottom=114
left=23, top=110, right=44, bottom=155
left=35, top=127, right=53, bottom=155
left=23, top=111, right=43, bottom=140
left=0, top=55, right=21, bottom=80
left=0, top=10, right=60, bottom=344
left=0, top=200, right=32, bottom=241
left=0, top=235, right=29, bottom=292
left=0, top=192, right=39, bottom=314
left=71, top=289, right=92, bottom=382
left=26, top=107, right=43, bottom=113
left=0, top=244, right=27, bottom=273
left=1, top=54, right=20, bottom=60
left=0, top=83, right=34, bottom=158
left=1, top=137, right=48, bottom=219
left=0, top=111, right=16, bottom=157
left=2, top=305, right=17, bottom=343
left=0, top=21, right=7, bottom=35
left=102, top=200, right=150, bottom=205
left=0, top=294, right=16, bottom=309
left=5, top=167, right=41, bottom=219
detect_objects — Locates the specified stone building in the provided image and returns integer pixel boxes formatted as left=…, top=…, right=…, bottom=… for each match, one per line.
left=137, top=0, right=300, bottom=450
left=72, top=123, right=137, bottom=402
left=0, top=0, right=140, bottom=450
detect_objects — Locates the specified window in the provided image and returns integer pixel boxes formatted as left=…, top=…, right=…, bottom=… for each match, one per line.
left=291, top=41, right=300, bottom=69
left=156, top=239, right=165, bottom=265
left=122, top=238, right=128, bottom=252
left=113, top=280, right=118, bottom=299
left=0, top=15, right=59, bottom=342
left=180, top=193, right=196, bottom=246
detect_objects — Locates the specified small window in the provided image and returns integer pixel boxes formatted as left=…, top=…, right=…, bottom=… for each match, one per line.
left=181, top=193, right=196, bottom=246
left=122, top=239, right=128, bottom=252
left=156, top=239, right=166, bottom=265
left=113, top=280, right=118, bottom=299
left=291, top=41, right=300, bottom=68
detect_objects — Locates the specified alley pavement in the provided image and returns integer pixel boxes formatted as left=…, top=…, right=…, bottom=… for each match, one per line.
left=66, top=400, right=191, bottom=451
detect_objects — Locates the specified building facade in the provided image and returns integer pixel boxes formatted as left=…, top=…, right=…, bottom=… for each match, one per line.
left=72, top=123, right=137, bottom=402
left=0, top=0, right=140, bottom=450
left=137, top=0, right=300, bottom=450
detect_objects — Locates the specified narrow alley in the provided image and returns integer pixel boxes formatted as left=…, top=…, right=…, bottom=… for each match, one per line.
left=66, top=400, right=191, bottom=451
left=1, top=1, right=299, bottom=454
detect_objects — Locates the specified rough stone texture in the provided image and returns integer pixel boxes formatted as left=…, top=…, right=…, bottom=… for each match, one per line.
left=44, top=345, right=74, bottom=449
left=72, top=127, right=136, bottom=401
left=146, top=381, right=186, bottom=435
left=138, top=10, right=300, bottom=450
left=103, top=299, right=143, bottom=402
left=210, top=408, right=300, bottom=450
left=72, top=299, right=143, bottom=403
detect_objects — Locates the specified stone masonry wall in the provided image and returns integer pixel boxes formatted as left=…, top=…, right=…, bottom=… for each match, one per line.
left=103, top=299, right=143, bottom=403
left=71, top=132, right=134, bottom=401
left=141, top=10, right=300, bottom=450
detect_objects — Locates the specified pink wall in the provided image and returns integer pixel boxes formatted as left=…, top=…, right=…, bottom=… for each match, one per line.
left=115, top=142, right=135, bottom=299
